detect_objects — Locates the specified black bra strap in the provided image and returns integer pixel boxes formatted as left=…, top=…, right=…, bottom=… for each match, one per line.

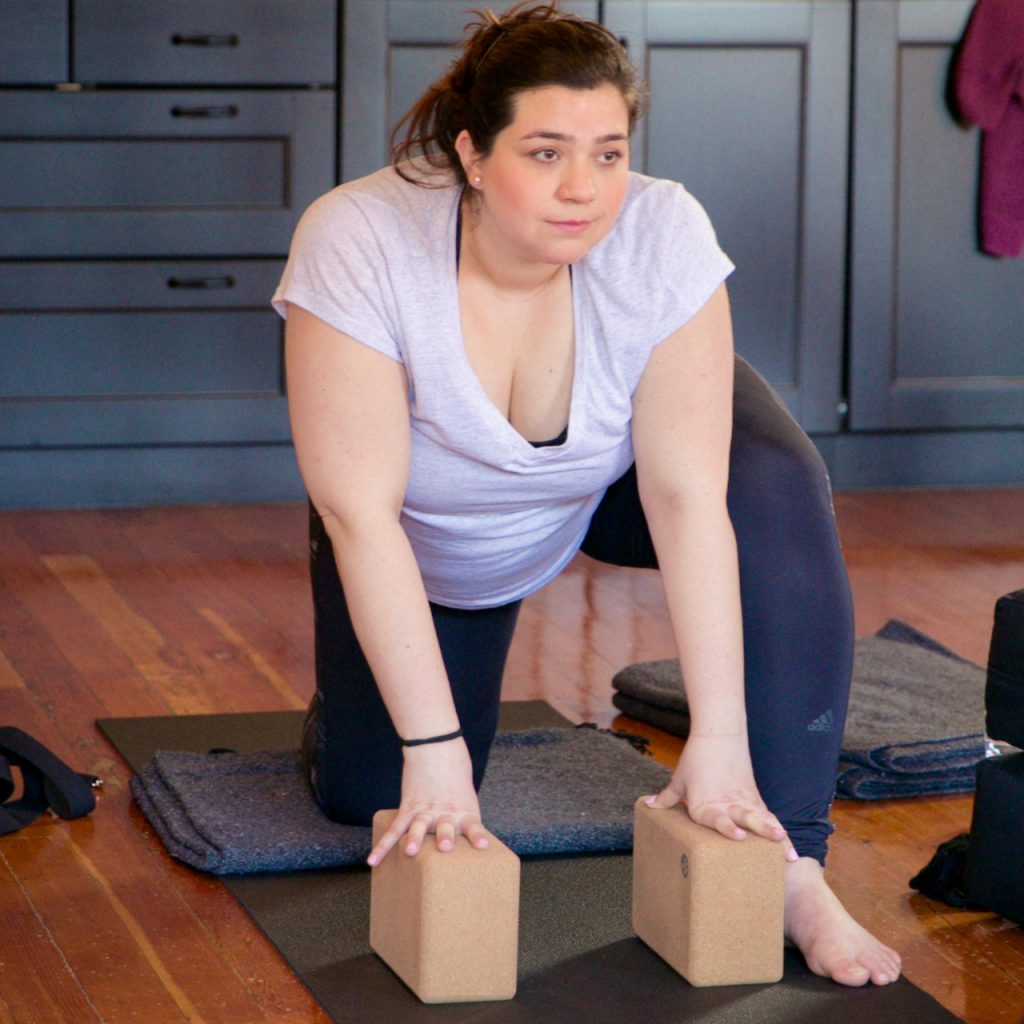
left=0, top=727, right=98, bottom=836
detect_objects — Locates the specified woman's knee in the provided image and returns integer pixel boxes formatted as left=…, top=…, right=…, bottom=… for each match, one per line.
left=728, top=357, right=835, bottom=526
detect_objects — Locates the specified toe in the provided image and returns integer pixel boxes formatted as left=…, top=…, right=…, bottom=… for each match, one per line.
left=834, top=961, right=872, bottom=987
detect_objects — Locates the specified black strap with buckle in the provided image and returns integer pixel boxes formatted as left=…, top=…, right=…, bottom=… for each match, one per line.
left=0, top=727, right=99, bottom=836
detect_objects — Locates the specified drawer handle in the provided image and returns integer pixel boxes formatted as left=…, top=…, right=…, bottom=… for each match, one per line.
left=170, top=33, right=239, bottom=47
left=170, top=104, right=239, bottom=119
left=167, top=275, right=236, bottom=290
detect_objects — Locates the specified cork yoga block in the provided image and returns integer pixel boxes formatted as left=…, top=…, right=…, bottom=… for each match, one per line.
left=632, top=798, right=785, bottom=986
left=369, top=810, right=521, bottom=1003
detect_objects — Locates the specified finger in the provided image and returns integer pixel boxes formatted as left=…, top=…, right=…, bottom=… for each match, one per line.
left=367, top=818, right=409, bottom=867
left=403, top=815, right=433, bottom=856
left=434, top=815, right=457, bottom=853
left=731, top=805, right=788, bottom=842
left=733, top=807, right=798, bottom=860
left=643, top=783, right=684, bottom=811
left=461, top=818, right=491, bottom=850
left=723, top=806, right=799, bottom=861
left=688, top=804, right=747, bottom=840
left=709, top=809, right=748, bottom=840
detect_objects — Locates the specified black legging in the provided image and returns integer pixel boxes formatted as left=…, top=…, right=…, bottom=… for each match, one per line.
left=303, top=355, right=853, bottom=864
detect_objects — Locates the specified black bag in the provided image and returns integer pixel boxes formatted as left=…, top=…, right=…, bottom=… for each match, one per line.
left=965, top=752, right=1024, bottom=927
left=985, top=589, right=1024, bottom=749
left=0, top=727, right=99, bottom=835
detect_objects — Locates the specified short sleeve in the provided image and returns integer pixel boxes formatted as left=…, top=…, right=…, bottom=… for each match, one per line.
left=651, top=180, right=734, bottom=335
left=588, top=175, right=735, bottom=350
left=271, top=187, right=404, bottom=363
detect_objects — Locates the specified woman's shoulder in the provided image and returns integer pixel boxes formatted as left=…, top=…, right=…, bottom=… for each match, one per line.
left=589, top=171, right=728, bottom=272
left=296, top=163, right=459, bottom=251
left=618, top=172, right=716, bottom=238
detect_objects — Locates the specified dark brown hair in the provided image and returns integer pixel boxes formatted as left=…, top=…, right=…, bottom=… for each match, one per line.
left=391, top=2, right=645, bottom=186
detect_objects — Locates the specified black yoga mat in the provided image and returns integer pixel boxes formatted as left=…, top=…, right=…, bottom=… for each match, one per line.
left=99, top=704, right=963, bottom=1024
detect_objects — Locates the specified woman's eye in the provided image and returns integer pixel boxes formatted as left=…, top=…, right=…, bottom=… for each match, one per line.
left=598, top=150, right=624, bottom=165
left=532, top=149, right=558, bottom=162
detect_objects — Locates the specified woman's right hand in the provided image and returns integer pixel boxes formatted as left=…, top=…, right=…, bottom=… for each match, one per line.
left=366, top=738, right=491, bottom=866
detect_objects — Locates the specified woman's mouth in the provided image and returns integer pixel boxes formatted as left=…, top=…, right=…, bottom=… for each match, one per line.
left=549, top=219, right=592, bottom=234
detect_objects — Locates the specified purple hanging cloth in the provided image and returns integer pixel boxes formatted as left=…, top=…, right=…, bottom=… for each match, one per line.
left=954, top=0, right=1024, bottom=258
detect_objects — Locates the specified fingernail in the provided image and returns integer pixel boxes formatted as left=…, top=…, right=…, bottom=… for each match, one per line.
left=787, top=848, right=799, bottom=862
left=367, top=855, right=378, bottom=866
left=643, top=795, right=656, bottom=806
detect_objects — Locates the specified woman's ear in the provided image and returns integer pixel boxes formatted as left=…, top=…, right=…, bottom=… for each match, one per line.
left=454, top=130, right=482, bottom=184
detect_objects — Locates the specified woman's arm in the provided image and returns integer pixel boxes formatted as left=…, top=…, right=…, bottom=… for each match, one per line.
left=285, top=305, right=490, bottom=864
left=631, top=283, right=794, bottom=856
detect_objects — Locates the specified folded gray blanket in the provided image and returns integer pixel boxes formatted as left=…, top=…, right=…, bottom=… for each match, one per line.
left=612, top=620, right=990, bottom=800
left=131, top=726, right=670, bottom=874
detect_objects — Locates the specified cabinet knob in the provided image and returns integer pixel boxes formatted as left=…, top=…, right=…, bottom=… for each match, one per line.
left=167, top=276, right=237, bottom=291
left=170, top=34, right=239, bottom=48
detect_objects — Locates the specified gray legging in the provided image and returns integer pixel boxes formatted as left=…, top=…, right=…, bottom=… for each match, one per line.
left=303, top=355, right=853, bottom=864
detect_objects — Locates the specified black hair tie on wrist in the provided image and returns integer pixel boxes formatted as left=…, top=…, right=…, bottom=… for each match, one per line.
left=401, top=728, right=464, bottom=748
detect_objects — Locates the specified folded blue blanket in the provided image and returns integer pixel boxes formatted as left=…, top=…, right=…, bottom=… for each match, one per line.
left=131, top=726, right=670, bottom=874
left=611, top=620, right=992, bottom=800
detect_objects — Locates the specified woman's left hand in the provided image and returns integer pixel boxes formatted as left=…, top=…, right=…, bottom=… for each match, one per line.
left=644, top=733, right=798, bottom=861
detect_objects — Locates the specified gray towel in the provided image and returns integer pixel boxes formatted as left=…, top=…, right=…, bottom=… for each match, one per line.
left=131, top=726, right=670, bottom=874
left=611, top=620, right=991, bottom=800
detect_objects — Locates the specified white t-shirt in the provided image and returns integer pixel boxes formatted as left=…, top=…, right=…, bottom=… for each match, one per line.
left=273, top=165, right=733, bottom=608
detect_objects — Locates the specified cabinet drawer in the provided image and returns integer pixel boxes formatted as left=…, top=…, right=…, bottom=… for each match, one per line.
left=0, top=260, right=291, bottom=447
left=74, top=0, right=335, bottom=85
left=0, top=0, right=67, bottom=84
left=0, top=90, right=334, bottom=258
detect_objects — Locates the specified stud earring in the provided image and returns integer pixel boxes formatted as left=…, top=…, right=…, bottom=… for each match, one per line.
left=473, top=175, right=482, bottom=185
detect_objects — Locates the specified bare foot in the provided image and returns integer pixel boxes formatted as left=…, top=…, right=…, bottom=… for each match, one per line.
left=784, top=856, right=902, bottom=986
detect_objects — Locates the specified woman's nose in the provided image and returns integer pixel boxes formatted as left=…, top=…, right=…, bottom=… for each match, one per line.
left=558, top=161, right=597, bottom=202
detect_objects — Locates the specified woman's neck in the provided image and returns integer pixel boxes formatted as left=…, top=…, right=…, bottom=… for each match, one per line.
left=458, top=193, right=566, bottom=297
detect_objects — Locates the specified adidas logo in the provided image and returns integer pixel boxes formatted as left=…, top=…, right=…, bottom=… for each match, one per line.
left=807, top=709, right=835, bottom=733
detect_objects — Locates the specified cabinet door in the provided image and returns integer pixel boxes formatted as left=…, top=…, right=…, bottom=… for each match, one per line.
left=849, top=0, right=1024, bottom=430
left=341, top=0, right=598, bottom=183
left=0, top=261, right=289, bottom=447
left=0, top=90, right=334, bottom=259
left=604, top=0, right=850, bottom=432
left=0, top=0, right=67, bottom=84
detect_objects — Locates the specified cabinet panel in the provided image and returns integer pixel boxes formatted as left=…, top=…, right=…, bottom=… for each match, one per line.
left=0, top=0, right=67, bottom=84
left=342, top=0, right=598, bottom=183
left=0, top=261, right=289, bottom=447
left=74, top=0, right=336, bottom=85
left=3, top=312, right=280, bottom=398
left=605, top=0, right=850, bottom=432
left=849, top=0, right=1024, bottom=430
left=0, top=90, right=335, bottom=258
left=645, top=45, right=803, bottom=390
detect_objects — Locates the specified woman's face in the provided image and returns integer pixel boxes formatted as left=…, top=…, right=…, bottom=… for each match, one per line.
left=456, top=83, right=631, bottom=268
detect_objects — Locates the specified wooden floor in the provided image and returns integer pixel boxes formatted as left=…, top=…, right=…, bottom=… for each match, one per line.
left=0, top=488, right=1022, bottom=1022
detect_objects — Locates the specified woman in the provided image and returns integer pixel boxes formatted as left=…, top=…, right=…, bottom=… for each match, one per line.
left=273, top=2, right=901, bottom=987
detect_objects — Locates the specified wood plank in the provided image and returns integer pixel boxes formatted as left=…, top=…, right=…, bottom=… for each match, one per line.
left=0, top=852, right=102, bottom=1023
left=5, top=828, right=210, bottom=1024
left=41, top=553, right=219, bottom=716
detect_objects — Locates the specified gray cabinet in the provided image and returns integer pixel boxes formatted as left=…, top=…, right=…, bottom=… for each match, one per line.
left=605, top=0, right=851, bottom=433
left=1, top=0, right=336, bottom=505
left=849, top=0, right=1024, bottom=431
